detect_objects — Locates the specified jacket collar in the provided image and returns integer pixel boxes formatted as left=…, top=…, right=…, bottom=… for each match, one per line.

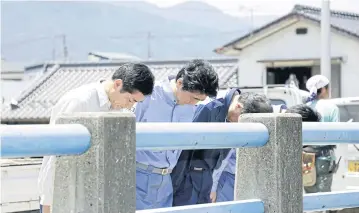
left=223, top=88, right=241, bottom=113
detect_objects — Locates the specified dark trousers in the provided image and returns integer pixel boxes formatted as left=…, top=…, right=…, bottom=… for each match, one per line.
left=173, top=169, right=212, bottom=206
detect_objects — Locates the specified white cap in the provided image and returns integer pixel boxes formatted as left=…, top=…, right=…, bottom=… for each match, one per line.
left=306, top=75, right=329, bottom=97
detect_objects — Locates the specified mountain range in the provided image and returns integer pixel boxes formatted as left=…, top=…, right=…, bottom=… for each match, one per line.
left=1, top=1, right=278, bottom=63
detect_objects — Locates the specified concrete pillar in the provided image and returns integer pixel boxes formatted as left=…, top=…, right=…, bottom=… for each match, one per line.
left=52, top=112, right=136, bottom=213
left=235, top=113, right=303, bottom=213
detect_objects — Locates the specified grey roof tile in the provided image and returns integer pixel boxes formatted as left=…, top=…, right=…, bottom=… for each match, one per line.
left=1, top=59, right=238, bottom=122
left=294, top=4, right=359, bottom=37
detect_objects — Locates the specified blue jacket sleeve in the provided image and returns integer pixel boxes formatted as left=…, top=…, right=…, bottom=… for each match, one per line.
left=212, top=149, right=234, bottom=192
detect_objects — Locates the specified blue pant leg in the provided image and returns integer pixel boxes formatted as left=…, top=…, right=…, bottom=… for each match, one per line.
left=216, top=172, right=235, bottom=202
left=136, top=167, right=174, bottom=210
left=39, top=204, right=42, bottom=213
left=136, top=168, right=153, bottom=210
left=173, top=174, right=198, bottom=206
left=156, top=173, right=174, bottom=208
left=198, top=170, right=212, bottom=204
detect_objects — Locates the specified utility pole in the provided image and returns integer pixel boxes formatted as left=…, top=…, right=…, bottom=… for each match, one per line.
left=321, top=0, right=331, bottom=97
left=238, top=5, right=257, bottom=35
left=62, top=34, right=68, bottom=62
left=52, top=35, right=56, bottom=61
left=52, top=45, right=56, bottom=61
left=147, top=32, right=152, bottom=60
left=249, top=8, right=254, bottom=33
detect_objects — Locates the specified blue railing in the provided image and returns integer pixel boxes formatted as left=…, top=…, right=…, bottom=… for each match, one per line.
left=1, top=124, right=91, bottom=158
left=136, top=190, right=359, bottom=213
left=1, top=122, right=359, bottom=212
left=2, top=122, right=359, bottom=157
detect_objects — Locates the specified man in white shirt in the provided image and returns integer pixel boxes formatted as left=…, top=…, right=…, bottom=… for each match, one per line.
left=38, top=63, right=155, bottom=213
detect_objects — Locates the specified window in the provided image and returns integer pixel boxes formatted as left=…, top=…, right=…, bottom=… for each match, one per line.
left=338, top=105, right=359, bottom=122
left=296, top=28, right=308, bottom=35
left=270, top=99, right=286, bottom=105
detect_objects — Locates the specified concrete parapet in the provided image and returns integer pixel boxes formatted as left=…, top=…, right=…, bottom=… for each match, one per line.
left=235, top=113, right=303, bottom=213
left=52, top=112, right=136, bottom=213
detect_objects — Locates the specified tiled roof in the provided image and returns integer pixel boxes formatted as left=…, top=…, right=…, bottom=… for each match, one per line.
left=88, top=51, right=141, bottom=61
left=215, top=4, right=359, bottom=53
left=1, top=58, right=238, bottom=123
left=293, top=4, right=359, bottom=38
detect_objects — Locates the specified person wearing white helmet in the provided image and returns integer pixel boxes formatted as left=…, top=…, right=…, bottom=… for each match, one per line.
left=305, top=75, right=340, bottom=122
left=303, top=75, right=340, bottom=195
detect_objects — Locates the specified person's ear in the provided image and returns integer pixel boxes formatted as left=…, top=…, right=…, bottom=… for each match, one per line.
left=176, top=78, right=183, bottom=89
left=113, top=79, right=123, bottom=91
left=236, top=102, right=243, bottom=110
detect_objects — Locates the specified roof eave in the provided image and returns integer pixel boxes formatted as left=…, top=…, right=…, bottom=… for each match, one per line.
left=298, top=13, right=359, bottom=40
left=214, top=11, right=359, bottom=56
left=214, top=12, right=300, bottom=55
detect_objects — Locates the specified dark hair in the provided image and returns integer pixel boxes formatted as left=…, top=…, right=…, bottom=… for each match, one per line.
left=237, top=92, right=273, bottom=114
left=176, top=59, right=219, bottom=97
left=112, top=63, right=155, bottom=96
left=286, top=104, right=321, bottom=122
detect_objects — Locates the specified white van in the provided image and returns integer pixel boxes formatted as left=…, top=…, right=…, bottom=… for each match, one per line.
left=222, top=84, right=308, bottom=107
left=222, top=86, right=359, bottom=192
left=327, top=97, right=359, bottom=191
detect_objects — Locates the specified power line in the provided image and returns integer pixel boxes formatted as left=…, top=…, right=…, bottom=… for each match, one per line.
left=2, top=34, right=65, bottom=48
left=109, top=30, right=247, bottom=39
left=3, top=30, right=246, bottom=47
left=2, top=30, right=247, bottom=60
left=62, top=34, right=68, bottom=61
left=147, top=32, right=152, bottom=60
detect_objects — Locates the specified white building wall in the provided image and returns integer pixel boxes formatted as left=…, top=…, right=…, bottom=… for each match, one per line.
left=237, top=20, right=359, bottom=98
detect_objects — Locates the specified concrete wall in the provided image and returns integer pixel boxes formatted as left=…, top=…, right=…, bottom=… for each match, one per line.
left=52, top=112, right=136, bottom=213
left=312, top=64, right=341, bottom=98
left=236, top=113, right=303, bottom=213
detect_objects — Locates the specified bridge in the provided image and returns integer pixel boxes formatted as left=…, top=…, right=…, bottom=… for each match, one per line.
left=1, top=112, right=359, bottom=213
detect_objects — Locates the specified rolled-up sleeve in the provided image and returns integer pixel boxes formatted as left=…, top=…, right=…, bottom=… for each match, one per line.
left=38, top=99, right=86, bottom=206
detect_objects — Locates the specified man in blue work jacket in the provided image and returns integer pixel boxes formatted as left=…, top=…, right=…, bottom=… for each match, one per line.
left=134, top=59, right=219, bottom=210
left=171, top=91, right=273, bottom=206
left=209, top=92, right=273, bottom=203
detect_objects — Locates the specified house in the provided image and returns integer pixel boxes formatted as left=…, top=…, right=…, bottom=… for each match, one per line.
left=1, top=59, right=24, bottom=80
left=214, top=4, right=359, bottom=98
left=1, top=60, right=24, bottom=104
left=1, top=58, right=239, bottom=124
left=1, top=60, right=61, bottom=105
left=1, top=60, right=29, bottom=105
left=88, top=51, right=141, bottom=62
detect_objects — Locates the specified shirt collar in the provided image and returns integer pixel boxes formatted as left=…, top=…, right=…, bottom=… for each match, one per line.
left=161, top=76, right=177, bottom=103
left=96, top=81, right=111, bottom=110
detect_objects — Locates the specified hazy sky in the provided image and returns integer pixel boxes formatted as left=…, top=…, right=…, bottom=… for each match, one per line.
left=145, top=0, right=359, bottom=17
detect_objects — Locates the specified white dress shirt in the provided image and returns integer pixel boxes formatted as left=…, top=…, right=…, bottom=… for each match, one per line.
left=38, top=82, right=111, bottom=206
